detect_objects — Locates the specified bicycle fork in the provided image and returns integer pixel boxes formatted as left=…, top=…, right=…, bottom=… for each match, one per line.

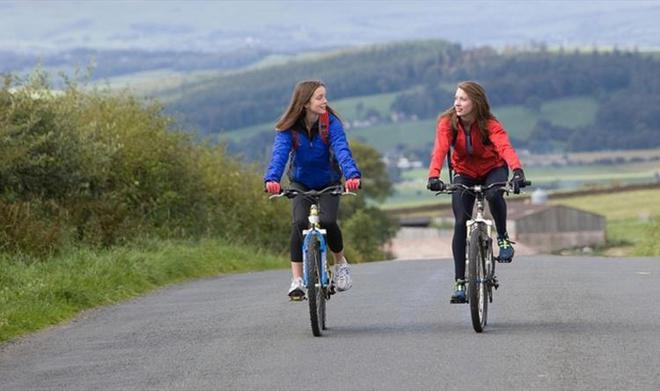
left=466, top=219, right=498, bottom=289
left=302, top=229, right=330, bottom=288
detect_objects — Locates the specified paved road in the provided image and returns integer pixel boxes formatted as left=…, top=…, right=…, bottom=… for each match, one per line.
left=1, top=256, right=660, bottom=391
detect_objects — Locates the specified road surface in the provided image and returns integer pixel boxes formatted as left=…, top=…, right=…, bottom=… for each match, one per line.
left=1, top=256, right=659, bottom=390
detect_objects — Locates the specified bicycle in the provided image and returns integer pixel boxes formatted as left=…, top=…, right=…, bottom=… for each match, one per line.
left=435, top=180, right=531, bottom=332
left=270, top=185, right=355, bottom=337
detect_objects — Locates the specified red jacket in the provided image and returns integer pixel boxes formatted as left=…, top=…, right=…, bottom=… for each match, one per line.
left=428, top=117, right=522, bottom=179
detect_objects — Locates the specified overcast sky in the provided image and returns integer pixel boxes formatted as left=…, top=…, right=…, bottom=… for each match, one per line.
left=1, top=0, right=659, bottom=52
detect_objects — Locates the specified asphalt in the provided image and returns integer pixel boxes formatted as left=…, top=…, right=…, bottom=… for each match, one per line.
left=1, top=256, right=659, bottom=391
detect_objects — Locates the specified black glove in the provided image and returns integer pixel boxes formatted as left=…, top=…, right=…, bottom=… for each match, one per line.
left=511, top=168, right=526, bottom=194
left=427, top=177, right=445, bottom=191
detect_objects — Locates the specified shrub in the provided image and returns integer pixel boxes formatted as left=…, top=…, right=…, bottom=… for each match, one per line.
left=0, top=71, right=290, bottom=255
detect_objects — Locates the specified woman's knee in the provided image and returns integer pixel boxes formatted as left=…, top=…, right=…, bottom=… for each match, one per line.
left=485, top=189, right=504, bottom=203
left=454, top=213, right=470, bottom=226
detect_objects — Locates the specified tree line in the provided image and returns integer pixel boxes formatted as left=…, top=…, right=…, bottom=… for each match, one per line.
left=165, top=40, right=660, bottom=153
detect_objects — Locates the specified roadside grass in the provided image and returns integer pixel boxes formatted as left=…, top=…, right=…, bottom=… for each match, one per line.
left=0, top=238, right=287, bottom=344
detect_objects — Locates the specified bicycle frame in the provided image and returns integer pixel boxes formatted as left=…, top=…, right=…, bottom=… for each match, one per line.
left=465, top=185, right=495, bottom=250
left=466, top=188, right=496, bottom=293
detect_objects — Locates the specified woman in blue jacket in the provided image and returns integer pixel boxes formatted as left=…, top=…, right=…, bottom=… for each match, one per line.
left=264, top=80, right=361, bottom=300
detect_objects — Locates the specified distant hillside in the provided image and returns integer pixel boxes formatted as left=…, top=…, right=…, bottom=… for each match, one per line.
left=164, top=40, right=461, bottom=133
left=162, top=40, right=660, bottom=159
left=0, top=47, right=277, bottom=80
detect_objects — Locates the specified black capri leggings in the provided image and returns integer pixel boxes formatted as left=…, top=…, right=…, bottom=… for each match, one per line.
left=289, top=182, right=343, bottom=263
left=451, top=166, right=509, bottom=280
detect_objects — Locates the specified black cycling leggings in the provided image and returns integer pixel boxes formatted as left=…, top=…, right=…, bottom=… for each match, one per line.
left=451, top=166, right=509, bottom=280
left=289, top=182, right=343, bottom=263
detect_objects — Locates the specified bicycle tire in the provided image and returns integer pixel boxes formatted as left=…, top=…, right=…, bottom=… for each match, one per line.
left=305, top=239, right=323, bottom=337
left=468, top=227, right=488, bottom=332
left=319, top=249, right=327, bottom=331
left=486, top=237, right=495, bottom=305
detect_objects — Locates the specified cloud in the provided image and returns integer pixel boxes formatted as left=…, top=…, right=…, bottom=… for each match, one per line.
left=130, top=23, right=195, bottom=35
left=41, top=18, right=95, bottom=39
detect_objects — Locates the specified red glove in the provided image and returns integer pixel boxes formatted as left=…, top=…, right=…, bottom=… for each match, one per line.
left=265, top=181, right=281, bottom=194
left=345, top=177, right=360, bottom=192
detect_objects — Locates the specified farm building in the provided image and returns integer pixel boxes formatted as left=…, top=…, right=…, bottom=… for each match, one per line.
left=507, top=203, right=606, bottom=252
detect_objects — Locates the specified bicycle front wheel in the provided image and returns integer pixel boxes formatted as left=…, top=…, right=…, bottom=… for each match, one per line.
left=468, top=227, right=488, bottom=332
left=305, top=239, right=324, bottom=337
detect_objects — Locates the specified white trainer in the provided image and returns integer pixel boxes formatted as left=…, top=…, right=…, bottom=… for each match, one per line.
left=334, top=263, right=352, bottom=292
left=288, top=277, right=305, bottom=300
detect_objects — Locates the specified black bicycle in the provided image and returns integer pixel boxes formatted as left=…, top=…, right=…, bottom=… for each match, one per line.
left=270, top=185, right=355, bottom=336
left=436, top=180, right=530, bottom=332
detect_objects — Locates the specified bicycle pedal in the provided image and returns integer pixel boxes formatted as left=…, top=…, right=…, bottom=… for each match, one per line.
left=450, top=298, right=468, bottom=304
left=495, top=256, right=512, bottom=264
left=289, top=295, right=306, bottom=302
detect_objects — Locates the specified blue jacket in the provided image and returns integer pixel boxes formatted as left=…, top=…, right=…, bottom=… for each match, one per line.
left=264, top=114, right=361, bottom=189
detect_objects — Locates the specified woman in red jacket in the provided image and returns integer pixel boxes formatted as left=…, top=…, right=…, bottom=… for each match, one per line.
left=426, top=81, right=527, bottom=303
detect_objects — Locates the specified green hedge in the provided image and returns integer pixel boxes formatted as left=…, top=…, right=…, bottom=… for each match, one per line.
left=1, top=72, right=290, bottom=255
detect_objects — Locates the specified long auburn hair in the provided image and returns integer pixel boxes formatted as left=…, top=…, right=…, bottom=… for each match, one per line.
left=437, top=81, right=495, bottom=144
left=275, top=80, right=340, bottom=131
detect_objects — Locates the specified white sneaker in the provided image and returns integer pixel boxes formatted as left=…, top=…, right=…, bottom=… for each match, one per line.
left=334, top=263, right=352, bottom=292
left=288, top=277, right=305, bottom=300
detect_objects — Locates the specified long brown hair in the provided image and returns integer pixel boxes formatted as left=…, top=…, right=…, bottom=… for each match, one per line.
left=437, top=81, right=495, bottom=144
left=275, top=80, right=340, bottom=131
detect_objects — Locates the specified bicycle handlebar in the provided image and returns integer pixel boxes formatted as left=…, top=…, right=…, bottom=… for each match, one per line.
left=268, top=185, right=356, bottom=200
left=436, top=180, right=532, bottom=195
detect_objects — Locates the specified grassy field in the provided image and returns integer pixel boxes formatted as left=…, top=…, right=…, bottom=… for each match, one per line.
left=332, top=92, right=398, bottom=120
left=548, top=189, right=660, bottom=223
left=0, top=238, right=287, bottom=344
left=218, top=94, right=600, bottom=152
left=350, top=119, right=437, bottom=151
left=548, top=189, right=660, bottom=255
left=539, top=96, right=599, bottom=128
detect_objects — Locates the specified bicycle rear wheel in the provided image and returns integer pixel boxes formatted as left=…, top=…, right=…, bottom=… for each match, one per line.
left=468, top=227, right=488, bottom=332
left=305, top=239, right=324, bottom=337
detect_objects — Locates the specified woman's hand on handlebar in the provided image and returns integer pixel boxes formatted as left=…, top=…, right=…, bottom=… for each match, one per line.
left=345, top=177, right=360, bottom=192
left=265, top=181, right=281, bottom=194
left=511, top=169, right=527, bottom=194
left=427, top=177, right=445, bottom=191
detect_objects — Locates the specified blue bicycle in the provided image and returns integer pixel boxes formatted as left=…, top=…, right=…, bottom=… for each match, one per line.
left=270, top=185, right=355, bottom=336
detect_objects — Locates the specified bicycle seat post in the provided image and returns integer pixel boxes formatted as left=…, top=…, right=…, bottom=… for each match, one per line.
left=308, top=203, right=320, bottom=229
left=472, top=186, right=488, bottom=226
